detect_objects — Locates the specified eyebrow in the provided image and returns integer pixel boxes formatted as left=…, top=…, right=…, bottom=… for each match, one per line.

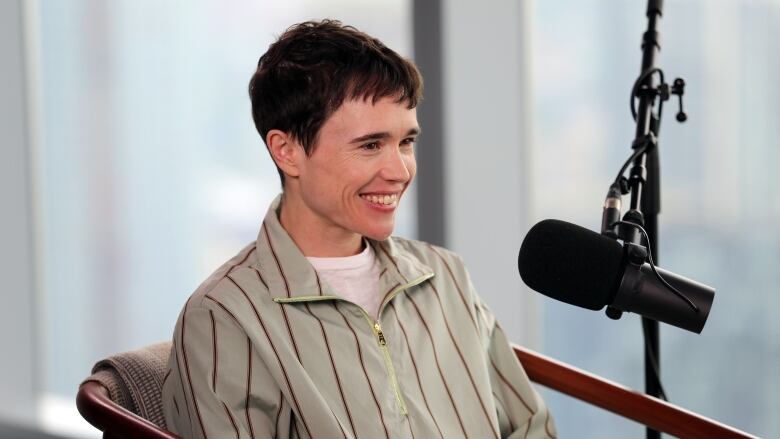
left=348, top=127, right=421, bottom=144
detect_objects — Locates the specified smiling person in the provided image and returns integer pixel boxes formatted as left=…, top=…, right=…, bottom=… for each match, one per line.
left=162, top=20, right=555, bottom=439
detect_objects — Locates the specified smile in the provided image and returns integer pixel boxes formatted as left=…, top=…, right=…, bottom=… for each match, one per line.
left=360, top=193, right=399, bottom=207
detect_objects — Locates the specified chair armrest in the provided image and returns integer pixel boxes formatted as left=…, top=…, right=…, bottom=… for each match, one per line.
left=513, top=344, right=758, bottom=439
left=76, top=381, right=182, bottom=439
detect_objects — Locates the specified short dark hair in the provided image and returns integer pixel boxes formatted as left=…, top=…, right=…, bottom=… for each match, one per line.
left=248, top=20, right=423, bottom=185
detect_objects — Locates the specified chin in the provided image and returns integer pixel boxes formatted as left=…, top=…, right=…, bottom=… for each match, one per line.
left=361, top=226, right=394, bottom=242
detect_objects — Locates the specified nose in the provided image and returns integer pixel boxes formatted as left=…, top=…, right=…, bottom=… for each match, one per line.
left=380, top=147, right=413, bottom=183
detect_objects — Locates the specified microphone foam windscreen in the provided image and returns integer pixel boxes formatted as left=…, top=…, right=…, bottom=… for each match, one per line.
left=518, top=219, right=625, bottom=310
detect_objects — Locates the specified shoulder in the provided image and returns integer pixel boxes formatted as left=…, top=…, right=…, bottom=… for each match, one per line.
left=177, top=241, right=268, bottom=325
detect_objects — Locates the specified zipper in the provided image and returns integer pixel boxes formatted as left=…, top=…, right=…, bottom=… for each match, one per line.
left=375, top=322, right=387, bottom=346
left=274, top=272, right=434, bottom=415
left=376, top=273, right=434, bottom=317
left=362, top=313, right=407, bottom=415
left=369, top=272, right=433, bottom=415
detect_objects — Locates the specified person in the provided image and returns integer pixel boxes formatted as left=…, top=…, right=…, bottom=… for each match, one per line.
left=162, top=19, right=555, bottom=439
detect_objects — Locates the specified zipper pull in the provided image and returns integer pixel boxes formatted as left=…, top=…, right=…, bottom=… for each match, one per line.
left=374, top=322, right=387, bottom=346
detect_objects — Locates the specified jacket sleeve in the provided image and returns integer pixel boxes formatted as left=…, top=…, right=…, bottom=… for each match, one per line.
left=474, top=293, right=558, bottom=439
left=165, top=300, right=286, bottom=439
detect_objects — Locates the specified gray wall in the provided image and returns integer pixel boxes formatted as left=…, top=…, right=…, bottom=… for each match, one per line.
left=440, top=0, right=541, bottom=347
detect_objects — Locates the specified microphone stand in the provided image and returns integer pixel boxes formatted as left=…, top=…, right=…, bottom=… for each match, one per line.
left=603, top=1, right=687, bottom=437
left=631, top=4, right=662, bottom=438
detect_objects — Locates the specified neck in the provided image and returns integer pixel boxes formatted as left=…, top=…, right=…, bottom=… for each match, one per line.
left=278, top=191, right=364, bottom=257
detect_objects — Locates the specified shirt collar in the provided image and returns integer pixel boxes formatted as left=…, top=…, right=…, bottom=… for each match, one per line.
left=253, top=194, right=434, bottom=300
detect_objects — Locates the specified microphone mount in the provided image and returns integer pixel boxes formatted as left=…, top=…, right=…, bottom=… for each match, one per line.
left=630, top=71, right=688, bottom=129
left=672, top=78, right=687, bottom=122
left=599, top=2, right=699, bottom=437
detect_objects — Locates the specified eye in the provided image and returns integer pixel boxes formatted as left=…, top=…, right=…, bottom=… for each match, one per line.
left=361, top=141, right=381, bottom=151
left=400, top=137, right=416, bottom=147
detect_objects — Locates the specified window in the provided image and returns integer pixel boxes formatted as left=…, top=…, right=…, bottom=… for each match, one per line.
left=32, top=1, right=413, bottom=434
left=533, top=1, right=779, bottom=437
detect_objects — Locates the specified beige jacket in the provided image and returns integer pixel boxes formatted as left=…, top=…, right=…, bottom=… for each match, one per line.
left=162, top=197, right=556, bottom=438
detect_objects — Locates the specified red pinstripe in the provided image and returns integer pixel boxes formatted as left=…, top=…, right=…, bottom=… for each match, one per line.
left=427, top=244, right=479, bottom=331
left=378, top=283, right=401, bottom=310
left=405, top=294, right=469, bottom=439
left=204, top=295, right=240, bottom=323
left=225, top=275, right=313, bottom=439
left=245, top=336, right=256, bottom=439
left=428, top=282, right=499, bottom=438
left=180, top=297, right=209, bottom=438
left=377, top=243, right=404, bottom=282
left=250, top=267, right=269, bottom=290
left=274, top=390, right=283, bottom=439
left=210, top=310, right=218, bottom=393
left=263, top=225, right=304, bottom=372
left=493, top=390, right=517, bottom=431
left=389, top=303, right=445, bottom=439
left=222, top=401, right=240, bottom=439
left=333, top=303, right=390, bottom=439
left=304, top=302, right=356, bottom=438
left=172, top=347, right=191, bottom=424
left=544, top=409, right=556, bottom=438
left=488, top=356, right=534, bottom=414
left=263, top=222, right=290, bottom=296
left=228, top=247, right=257, bottom=275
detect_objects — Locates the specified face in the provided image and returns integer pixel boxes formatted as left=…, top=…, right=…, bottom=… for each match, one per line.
left=292, top=96, right=418, bottom=242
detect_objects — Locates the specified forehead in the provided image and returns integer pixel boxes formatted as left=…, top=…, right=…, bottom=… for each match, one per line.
left=320, top=97, right=419, bottom=139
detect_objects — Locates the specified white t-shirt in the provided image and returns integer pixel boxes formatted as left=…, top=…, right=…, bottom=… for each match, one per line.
left=306, top=242, right=382, bottom=319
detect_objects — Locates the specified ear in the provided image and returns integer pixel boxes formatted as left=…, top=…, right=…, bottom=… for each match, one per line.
left=266, top=129, right=304, bottom=179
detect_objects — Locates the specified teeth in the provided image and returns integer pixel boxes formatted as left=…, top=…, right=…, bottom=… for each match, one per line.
left=361, top=193, right=398, bottom=205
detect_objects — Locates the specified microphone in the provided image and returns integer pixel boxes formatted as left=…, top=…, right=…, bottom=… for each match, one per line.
left=518, top=219, right=714, bottom=333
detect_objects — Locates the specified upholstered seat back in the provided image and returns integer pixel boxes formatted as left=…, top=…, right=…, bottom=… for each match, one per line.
left=81, top=341, right=171, bottom=429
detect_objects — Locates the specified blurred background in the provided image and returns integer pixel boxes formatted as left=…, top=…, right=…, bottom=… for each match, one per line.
left=1, top=0, right=778, bottom=437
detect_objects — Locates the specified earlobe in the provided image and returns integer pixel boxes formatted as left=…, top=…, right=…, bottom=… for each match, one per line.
left=266, top=129, right=302, bottom=178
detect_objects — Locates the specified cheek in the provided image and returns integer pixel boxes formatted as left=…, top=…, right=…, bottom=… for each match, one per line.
left=405, top=155, right=418, bottom=181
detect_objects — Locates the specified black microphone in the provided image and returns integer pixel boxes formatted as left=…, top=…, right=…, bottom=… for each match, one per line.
left=518, top=219, right=714, bottom=333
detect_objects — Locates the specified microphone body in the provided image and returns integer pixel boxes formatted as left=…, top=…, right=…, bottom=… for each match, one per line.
left=518, top=219, right=714, bottom=333
left=613, top=260, right=713, bottom=333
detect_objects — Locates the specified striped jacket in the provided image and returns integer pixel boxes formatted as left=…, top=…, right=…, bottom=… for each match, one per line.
left=162, top=197, right=556, bottom=438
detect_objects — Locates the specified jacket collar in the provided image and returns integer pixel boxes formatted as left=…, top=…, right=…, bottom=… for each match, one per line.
left=252, top=194, right=434, bottom=300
